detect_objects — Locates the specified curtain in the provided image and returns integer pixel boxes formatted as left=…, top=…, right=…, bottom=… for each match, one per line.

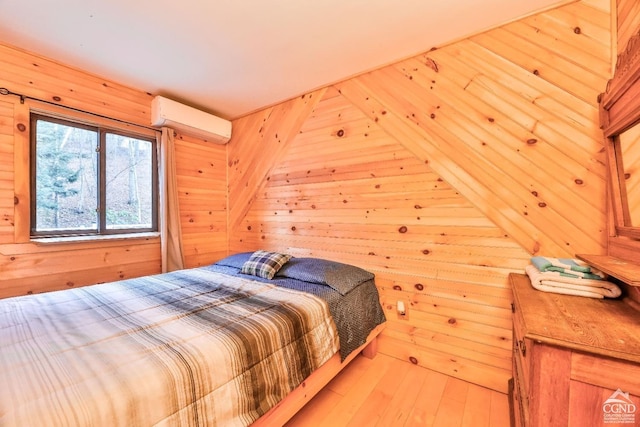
left=159, top=127, right=185, bottom=272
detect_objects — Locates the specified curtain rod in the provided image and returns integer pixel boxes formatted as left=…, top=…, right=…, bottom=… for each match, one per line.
left=0, top=87, right=159, bottom=132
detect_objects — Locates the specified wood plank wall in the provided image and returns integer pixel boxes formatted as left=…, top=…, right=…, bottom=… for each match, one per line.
left=617, top=0, right=640, bottom=54
left=175, top=135, right=228, bottom=268
left=228, top=0, right=612, bottom=393
left=0, top=44, right=227, bottom=297
left=0, top=0, right=621, bottom=396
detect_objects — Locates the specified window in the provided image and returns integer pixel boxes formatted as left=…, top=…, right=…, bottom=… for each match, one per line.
left=30, top=113, right=158, bottom=238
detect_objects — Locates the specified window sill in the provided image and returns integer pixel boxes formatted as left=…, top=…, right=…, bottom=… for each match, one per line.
left=31, top=232, right=160, bottom=245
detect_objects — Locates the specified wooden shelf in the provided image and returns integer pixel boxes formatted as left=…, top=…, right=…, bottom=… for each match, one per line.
left=576, top=254, right=640, bottom=287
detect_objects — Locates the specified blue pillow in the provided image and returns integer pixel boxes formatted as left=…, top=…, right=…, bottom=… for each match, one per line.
left=214, top=252, right=253, bottom=269
left=276, top=257, right=374, bottom=295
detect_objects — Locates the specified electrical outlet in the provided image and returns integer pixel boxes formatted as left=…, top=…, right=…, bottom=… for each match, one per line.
left=397, top=300, right=409, bottom=320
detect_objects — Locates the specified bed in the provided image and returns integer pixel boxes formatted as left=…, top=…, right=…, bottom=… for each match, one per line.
left=0, top=250, right=386, bottom=426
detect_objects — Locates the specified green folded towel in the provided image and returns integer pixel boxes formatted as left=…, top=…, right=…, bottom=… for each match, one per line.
left=530, top=256, right=605, bottom=280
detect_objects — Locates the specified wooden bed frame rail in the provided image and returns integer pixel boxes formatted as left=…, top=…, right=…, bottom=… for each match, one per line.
left=251, top=322, right=386, bottom=426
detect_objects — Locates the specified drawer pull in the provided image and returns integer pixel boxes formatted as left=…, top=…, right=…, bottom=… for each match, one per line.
left=519, top=339, right=527, bottom=357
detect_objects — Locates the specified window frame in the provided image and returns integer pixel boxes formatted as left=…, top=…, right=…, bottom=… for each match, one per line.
left=29, top=112, right=159, bottom=238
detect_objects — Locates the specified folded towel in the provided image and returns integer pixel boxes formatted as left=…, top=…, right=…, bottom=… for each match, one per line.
left=525, top=264, right=621, bottom=299
left=530, top=256, right=606, bottom=280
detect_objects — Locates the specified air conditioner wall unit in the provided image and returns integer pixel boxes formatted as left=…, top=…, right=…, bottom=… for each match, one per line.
left=151, top=96, right=232, bottom=144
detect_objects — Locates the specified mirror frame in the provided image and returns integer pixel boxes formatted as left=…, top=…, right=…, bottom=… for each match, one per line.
left=599, top=29, right=640, bottom=242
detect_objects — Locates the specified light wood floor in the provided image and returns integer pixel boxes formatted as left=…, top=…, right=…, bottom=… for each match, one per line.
left=285, top=353, right=511, bottom=427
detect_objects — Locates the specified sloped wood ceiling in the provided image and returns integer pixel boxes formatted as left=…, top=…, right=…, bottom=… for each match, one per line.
left=228, top=0, right=611, bottom=392
left=228, top=89, right=326, bottom=231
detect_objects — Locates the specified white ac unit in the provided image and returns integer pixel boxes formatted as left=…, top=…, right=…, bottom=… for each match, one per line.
left=151, top=96, right=232, bottom=144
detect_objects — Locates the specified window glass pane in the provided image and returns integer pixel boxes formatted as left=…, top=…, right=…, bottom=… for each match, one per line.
left=34, top=120, right=98, bottom=232
left=105, top=134, right=153, bottom=230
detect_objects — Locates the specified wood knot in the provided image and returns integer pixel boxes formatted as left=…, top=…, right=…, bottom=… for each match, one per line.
left=538, top=202, right=547, bottom=208
left=409, top=356, right=419, bottom=365
left=291, top=226, right=297, bottom=231
left=526, top=138, right=538, bottom=145
left=448, top=318, right=457, bottom=325
left=533, top=69, right=540, bottom=76
left=531, top=191, right=538, bottom=197
left=488, top=117, right=495, bottom=122
left=425, top=57, right=439, bottom=72
left=16, top=123, right=26, bottom=132
left=422, top=249, right=430, bottom=255
left=573, top=27, right=581, bottom=34
left=624, top=173, right=631, bottom=180
left=247, top=225, right=252, bottom=230
left=414, top=283, right=424, bottom=291
left=574, top=179, right=584, bottom=185
left=52, top=96, right=62, bottom=102
left=414, top=204, right=422, bottom=209
left=368, top=252, right=376, bottom=256
left=430, top=113, right=436, bottom=119
left=336, top=129, right=345, bottom=137
left=398, top=226, right=408, bottom=233
left=393, top=285, right=403, bottom=291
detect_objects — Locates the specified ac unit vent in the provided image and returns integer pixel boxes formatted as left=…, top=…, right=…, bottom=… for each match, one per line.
left=151, top=96, right=232, bottom=144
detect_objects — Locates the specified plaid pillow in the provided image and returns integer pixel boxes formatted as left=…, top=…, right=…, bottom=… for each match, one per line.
left=241, top=250, right=292, bottom=279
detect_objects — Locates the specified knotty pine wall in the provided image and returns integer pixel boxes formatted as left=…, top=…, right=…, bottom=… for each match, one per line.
left=617, top=0, right=640, bottom=54
left=0, top=44, right=227, bottom=298
left=228, top=0, right=613, bottom=393
left=0, top=0, right=625, bottom=395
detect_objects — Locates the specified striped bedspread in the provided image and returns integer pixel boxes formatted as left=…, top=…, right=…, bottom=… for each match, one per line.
left=0, top=268, right=339, bottom=426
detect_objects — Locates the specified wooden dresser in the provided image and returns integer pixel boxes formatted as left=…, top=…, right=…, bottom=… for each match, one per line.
left=509, top=273, right=640, bottom=427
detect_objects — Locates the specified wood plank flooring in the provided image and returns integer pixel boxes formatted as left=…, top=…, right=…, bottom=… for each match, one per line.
left=285, top=353, right=511, bottom=427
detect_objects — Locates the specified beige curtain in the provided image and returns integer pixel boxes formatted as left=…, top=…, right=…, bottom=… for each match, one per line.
left=159, top=127, right=185, bottom=272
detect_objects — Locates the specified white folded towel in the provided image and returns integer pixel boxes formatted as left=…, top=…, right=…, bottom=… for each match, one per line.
left=525, top=264, right=622, bottom=299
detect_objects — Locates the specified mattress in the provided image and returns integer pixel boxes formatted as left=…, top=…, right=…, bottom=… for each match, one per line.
left=0, top=253, right=386, bottom=426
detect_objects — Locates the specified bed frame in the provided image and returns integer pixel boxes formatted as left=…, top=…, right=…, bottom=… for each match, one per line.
left=252, top=322, right=386, bottom=426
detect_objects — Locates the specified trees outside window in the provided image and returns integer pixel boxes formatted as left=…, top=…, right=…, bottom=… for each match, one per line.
left=30, top=114, right=157, bottom=237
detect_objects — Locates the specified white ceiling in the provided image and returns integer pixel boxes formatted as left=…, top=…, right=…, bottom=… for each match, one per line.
left=0, top=0, right=566, bottom=120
